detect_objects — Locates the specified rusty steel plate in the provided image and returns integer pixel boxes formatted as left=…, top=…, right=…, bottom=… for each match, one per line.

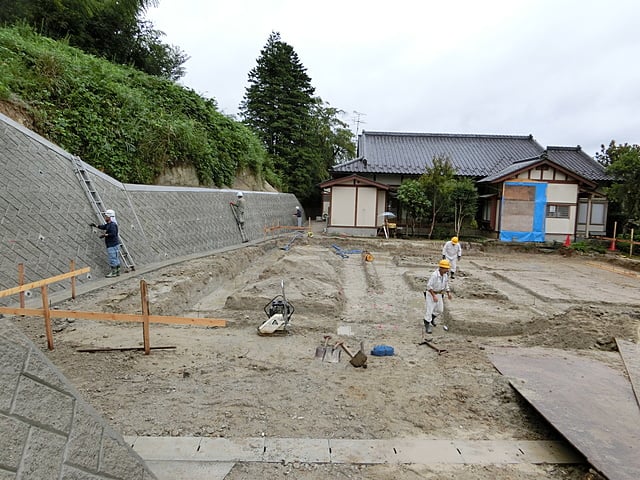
left=490, top=347, right=640, bottom=480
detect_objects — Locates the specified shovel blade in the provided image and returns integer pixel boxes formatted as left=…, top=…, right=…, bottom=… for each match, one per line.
left=350, top=351, right=368, bottom=368
left=326, top=346, right=341, bottom=363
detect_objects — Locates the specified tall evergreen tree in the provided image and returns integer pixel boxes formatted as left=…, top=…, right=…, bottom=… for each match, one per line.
left=240, top=32, right=322, bottom=203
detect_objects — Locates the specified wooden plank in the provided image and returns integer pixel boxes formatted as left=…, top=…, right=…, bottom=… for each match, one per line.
left=585, top=261, right=640, bottom=278
left=0, top=267, right=91, bottom=298
left=490, top=347, right=640, bottom=480
left=616, top=339, right=640, bottom=410
left=0, top=307, right=226, bottom=327
left=77, top=346, right=176, bottom=353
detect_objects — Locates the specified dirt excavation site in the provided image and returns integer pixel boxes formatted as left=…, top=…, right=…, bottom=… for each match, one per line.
left=12, top=236, right=640, bottom=480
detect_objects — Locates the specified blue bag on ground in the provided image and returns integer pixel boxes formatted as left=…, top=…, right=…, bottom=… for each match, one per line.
left=371, top=345, right=394, bottom=356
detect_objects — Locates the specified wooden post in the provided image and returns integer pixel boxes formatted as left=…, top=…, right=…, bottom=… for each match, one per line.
left=140, top=280, right=151, bottom=355
left=631, top=228, right=635, bottom=257
left=70, top=260, right=77, bottom=300
left=18, top=263, right=25, bottom=310
left=41, top=285, right=54, bottom=350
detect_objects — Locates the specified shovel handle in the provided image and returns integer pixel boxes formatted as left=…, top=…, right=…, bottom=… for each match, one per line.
left=337, top=342, right=356, bottom=358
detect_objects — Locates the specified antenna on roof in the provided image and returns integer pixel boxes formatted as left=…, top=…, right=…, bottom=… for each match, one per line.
left=353, top=111, right=366, bottom=137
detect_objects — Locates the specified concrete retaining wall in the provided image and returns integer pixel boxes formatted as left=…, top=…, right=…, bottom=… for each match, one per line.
left=0, top=112, right=302, bottom=306
left=1, top=320, right=157, bottom=479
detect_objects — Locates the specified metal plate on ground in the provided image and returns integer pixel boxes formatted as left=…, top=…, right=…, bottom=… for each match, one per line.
left=490, top=347, right=640, bottom=480
left=616, top=338, right=640, bottom=409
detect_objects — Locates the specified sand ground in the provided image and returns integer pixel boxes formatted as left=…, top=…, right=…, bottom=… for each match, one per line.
left=12, top=235, right=640, bottom=479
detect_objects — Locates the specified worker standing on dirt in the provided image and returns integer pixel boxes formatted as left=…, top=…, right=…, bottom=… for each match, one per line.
left=90, top=209, right=121, bottom=278
left=293, top=206, right=302, bottom=227
left=423, top=259, right=452, bottom=334
left=230, top=191, right=246, bottom=227
left=442, top=236, right=462, bottom=279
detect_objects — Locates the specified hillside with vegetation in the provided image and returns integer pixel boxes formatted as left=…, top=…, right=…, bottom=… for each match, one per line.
left=0, top=25, right=279, bottom=190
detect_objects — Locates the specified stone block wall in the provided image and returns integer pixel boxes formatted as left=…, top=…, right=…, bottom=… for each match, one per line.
left=0, top=320, right=157, bottom=479
left=0, top=113, right=302, bottom=305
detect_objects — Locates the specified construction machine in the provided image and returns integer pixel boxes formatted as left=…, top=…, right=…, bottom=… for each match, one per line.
left=257, top=280, right=294, bottom=335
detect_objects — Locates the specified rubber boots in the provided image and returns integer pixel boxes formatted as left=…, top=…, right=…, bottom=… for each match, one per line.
left=106, top=267, right=118, bottom=278
left=115, top=265, right=121, bottom=276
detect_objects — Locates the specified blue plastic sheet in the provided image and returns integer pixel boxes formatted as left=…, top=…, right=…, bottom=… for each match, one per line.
left=499, top=182, right=547, bottom=242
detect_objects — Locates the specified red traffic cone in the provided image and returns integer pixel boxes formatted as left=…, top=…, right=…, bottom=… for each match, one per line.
left=563, top=235, right=571, bottom=247
left=608, top=238, right=617, bottom=251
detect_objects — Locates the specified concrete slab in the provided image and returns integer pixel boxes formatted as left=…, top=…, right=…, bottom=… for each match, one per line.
left=125, top=436, right=201, bottom=460
left=263, top=437, right=330, bottom=463
left=389, top=439, right=461, bottom=464
left=197, top=437, right=264, bottom=462
left=145, top=460, right=234, bottom=480
left=329, top=439, right=393, bottom=464
left=514, top=440, right=583, bottom=464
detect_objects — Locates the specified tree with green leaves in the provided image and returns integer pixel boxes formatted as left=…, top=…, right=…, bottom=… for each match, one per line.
left=0, top=0, right=186, bottom=80
left=420, top=155, right=456, bottom=238
left=596, top=140, right=640, bottom=227
left=240, top=32, right=355, bottom=206
left=397, top=179, right=431, bottom=236
left=240, top=32, right=318, bottom=202
left=451, top=178, right=478, bottom=236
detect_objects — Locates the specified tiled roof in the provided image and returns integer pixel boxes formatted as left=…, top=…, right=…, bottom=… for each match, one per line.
left=332, top=131, right=608, bottom=181
left=545, top=146, right=610, bottom=181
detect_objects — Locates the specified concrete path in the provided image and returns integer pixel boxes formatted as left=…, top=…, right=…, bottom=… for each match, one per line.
left=125, top=436, right=582, bottom=480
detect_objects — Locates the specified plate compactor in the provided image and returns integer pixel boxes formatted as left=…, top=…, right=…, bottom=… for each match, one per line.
left=257, top=280, right=295, bottom=335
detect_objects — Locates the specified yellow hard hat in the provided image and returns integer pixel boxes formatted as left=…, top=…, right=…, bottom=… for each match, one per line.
left=451, top=236, right=459, bottom=244
left=438, top=259, right=451, bottom=269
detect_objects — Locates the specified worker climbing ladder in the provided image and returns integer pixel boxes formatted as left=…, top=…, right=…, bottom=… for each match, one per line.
left=71, top=156, right=135, bottom=271
left=229, top=203, right=249, bottom=243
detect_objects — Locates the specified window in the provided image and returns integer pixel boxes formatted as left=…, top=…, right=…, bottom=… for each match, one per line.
left=546, top=204, right=569, bottom=218
left=590, top=203, right=605, bottom=225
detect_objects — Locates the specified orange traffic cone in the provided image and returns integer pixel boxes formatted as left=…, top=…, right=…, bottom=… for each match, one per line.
left=563, top=235, right=571, bottom=247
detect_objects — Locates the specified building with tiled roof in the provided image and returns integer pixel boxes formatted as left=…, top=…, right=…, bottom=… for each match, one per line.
left=320, top=131, right=610, bottom=241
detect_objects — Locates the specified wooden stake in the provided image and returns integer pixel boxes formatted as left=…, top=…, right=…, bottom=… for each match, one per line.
left=70, top=260, right=77, bottom=300
left=141, top=280, right=150, bottom=355
left=631, top=228, right=635, bottom=257
left=41, top=285, right=53, bottom=350
left=18, top=263, right=25, bottom=310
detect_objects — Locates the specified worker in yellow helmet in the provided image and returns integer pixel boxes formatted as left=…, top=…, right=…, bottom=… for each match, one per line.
left=422, top=259, right=453, bottom=335
left=442, top=236, right=462, bottom=279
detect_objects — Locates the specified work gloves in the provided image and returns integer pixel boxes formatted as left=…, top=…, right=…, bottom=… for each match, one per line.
left=89, top=223, right=97, bottom=228
left=99, top=234, right=106, bottom=238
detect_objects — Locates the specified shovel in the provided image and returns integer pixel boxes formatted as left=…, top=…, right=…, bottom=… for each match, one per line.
left=324, top=342, right=342, bottom=363
left=315, top=335, right=331, bottom=360
left=338, top=342, right=368, bottom=368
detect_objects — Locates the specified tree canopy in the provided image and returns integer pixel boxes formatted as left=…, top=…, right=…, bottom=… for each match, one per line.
left=0, top=0, right=187, bottom=80
left=596, top=140, right=640, bottom=227
left=240, top=32, right=355, bottom=206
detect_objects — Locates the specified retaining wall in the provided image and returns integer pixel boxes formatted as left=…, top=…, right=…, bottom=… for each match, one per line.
left=0, top=112, right=302, bottom=306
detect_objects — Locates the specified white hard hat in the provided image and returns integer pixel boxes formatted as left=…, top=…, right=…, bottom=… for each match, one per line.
left=296, top=206, right=300, bottom=209
left=104, top=209, right=115, bottom=217
left=236, top=191, right=243, bottom=197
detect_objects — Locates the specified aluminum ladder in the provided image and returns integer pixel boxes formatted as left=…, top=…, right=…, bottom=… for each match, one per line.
left=72, top=156, right=135, bottom=271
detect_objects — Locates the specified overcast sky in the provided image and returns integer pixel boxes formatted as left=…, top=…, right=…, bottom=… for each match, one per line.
left=145, top=0, right=640, bottom=158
